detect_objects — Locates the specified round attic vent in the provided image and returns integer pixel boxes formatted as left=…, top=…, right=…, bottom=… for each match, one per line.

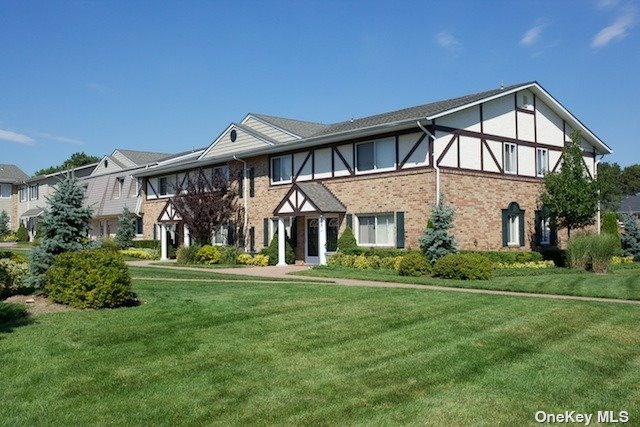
left=230, top=129, right=237, bottom=142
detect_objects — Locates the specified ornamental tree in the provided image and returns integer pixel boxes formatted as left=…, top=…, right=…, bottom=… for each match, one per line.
left=541, top=131, right=599, bottom=238
left=170, top=168, right=240, bottom=246
left=419, top=196, right=458, bottom=263
left=115, top=207, right=136, bottom=249
left=27, top=175, right=93, bottom=288
left=0, top=210, right=9, bottom=237
left=621, top=214, right=640, bottom=261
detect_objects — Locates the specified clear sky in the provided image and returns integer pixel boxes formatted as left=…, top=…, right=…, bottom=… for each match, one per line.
left=1, top=0, right=638, bottom=174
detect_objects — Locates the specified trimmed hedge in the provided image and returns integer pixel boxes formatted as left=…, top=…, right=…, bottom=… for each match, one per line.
left=196, top=245, right=221, bottom=264
left=337, top=227, right=357, bottom=251
left=176, top=245, right=201, bottom=265
left=132, top=240, right=161, bottom=250
left=397, top=252, right=430, bottom=277
left=433, top=253, right=493, bottom=280
left=460, top=250, right=542, bottom=265
left=46, top=249, right=135, bottom=308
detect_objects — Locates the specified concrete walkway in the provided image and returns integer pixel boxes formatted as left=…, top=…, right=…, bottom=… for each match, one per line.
left=127, top=260, right=640, bottom=306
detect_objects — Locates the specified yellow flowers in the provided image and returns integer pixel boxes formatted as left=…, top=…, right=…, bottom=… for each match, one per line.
left=493, top=260, right=555, bottom=269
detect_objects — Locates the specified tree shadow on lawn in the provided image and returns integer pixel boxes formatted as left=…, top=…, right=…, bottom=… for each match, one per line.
left=0, top=302, right=33, bottom=335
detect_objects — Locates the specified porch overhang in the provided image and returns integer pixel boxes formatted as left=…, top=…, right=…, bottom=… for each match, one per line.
left=273, top=182, right=346, bottom=216
left=157, top=200, right=183, bottom=223
left=20, top=207, right=44, bottom=219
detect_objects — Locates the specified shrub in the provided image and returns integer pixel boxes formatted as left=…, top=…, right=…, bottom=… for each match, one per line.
left=196, top=245, right=221, bottom=264
left=114, top=208, right=136, bottom=249
left=237, top=253, right=254, bottom=265
left=0, top=302, right=28, bottom=324
left=252, top=254, right=269, bottom=266
left=15, top=223, right=29, bottom=243
left=397, top=252, right=430, bottom=277
left=337, top=227, right=357, bottom=251
left=353, top=254, right=371, bottom=270
left=601, top=212, right=622, bottom=256
left=567, top=233, right=619, bottom=273
left=621, top=214, right=640, bottom=261
left=493, top=260, right=555, bottom=269
left=98, top=238, right=120, bottom=251
left=433, top=253, right=493, bottom=280
left=419, top=198, right=458, bottom=263
left=460, top=250, right=543, bottom=265
left=120, top=248, right=160, bottom=260
left=46, top=249, right=135, bottom=308
left=611, top=256, right=634, bottom=265
left=132, top=240, right=161, bottom=250
left=2, top=231, right=18, bottom=242
left=541, top=248, right=567, bottom=268
left=265, top=233, right=295, bottom=265
left=219, top=246, right=240, bottom=265
left=0, top=259, right=29, bottom=297
left=176, top=245, right=202, bottom=264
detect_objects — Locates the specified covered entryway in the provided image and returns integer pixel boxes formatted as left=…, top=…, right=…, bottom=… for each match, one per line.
left=273, top=182, right=346, bottom=265
left=157, top=200, right=188, bottom=260
left=20, top=207, right=44, bottom=242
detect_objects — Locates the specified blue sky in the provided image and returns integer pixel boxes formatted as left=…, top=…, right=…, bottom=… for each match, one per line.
left=1, top=0, right=638, bottom=174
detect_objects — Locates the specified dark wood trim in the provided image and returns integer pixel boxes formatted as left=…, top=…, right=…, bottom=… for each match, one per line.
left=293, top=151, right=312, bottom=182
left=562, top=119, right=566, bottom=145
left=331, top=144, right=335, bottom=178
left=394, top=135, right=399, bottom=171
left=311, top=150, right=315, bottom=180
left=516, top=107, right=534, bottom=115
left=428, top=123, right=435, bottom=166
left=438, top=165, right=542, bottom=182
left=398, top=133, right=427, bottom=169
left=146, top=177, right=158, bottom=198
left=483, top=139, right=503, bottom=173
left=456, top=135, right=461, bottom=168
left=514, top=93, right=519, bottom=141
left=436, top=134, right=458, bottom=165
left=551, top=153, right=564, bottom=173
left=333, top=146, right=354, bottom=175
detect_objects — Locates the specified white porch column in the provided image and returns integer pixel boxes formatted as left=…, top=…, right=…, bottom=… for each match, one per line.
left=184, top=226, right=190, bottom=247
left=160, top=224, right=168, bottom=260
left=318, top=214, right=327, bottom=265
left=277, top=217, right=286, bottom=266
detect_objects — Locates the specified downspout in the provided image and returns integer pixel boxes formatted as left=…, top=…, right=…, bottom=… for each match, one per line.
left=417, top=120, right=440, bottom=205
left=595, top=153, right=605, bottom=235
left=233, top=155, right=249, bottom=251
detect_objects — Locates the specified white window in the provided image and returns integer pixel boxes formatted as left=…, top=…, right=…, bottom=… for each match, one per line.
left=536, top=148, right=549, bottom=176
left=357, top=213, right=394, bottom=246
left=507, top=214, right=520, bottom=246
left=29, top=184, right=39, bottom=200
left=540, top=217, right=551, bottom=245
left=271, top=155, right=292, bottom=184
left=212, top=225, right=228, bottom=245
left=20, top=186, right=28, bottom=202
left=115, top=178, right=124, bottom=199
left=158, top=175, right=175, bottom=197
left=0, top=184, right=11, bottom=198
left=213, top=165, right=229, bottom=180
left=504, top=143, right=517, bottom=174
left=356, top=138, right=395, bottom=173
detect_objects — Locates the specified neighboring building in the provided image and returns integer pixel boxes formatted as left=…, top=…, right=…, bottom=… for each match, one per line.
left=17, top=163, right=98, bottom=240
left=0, top=164, right=29, bottom=232
left=619, top=194, right=640, bottom=220
left=84, top=148, right=204, bottom=240
left=134, top=81, right=611, bottom=263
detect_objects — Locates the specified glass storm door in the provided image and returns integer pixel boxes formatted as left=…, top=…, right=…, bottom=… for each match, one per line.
left=306, top=218, right=319, bottom=264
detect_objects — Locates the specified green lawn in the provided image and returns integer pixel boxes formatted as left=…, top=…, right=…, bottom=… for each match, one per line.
left=151, top=261, right=246, bottom=269
left=1, top=267, right=640, bottom=425
left=294, top=266, right=640, bottom=300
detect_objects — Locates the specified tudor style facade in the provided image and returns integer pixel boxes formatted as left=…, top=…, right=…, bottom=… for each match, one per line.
left=134, top=82, right=610, bottom=264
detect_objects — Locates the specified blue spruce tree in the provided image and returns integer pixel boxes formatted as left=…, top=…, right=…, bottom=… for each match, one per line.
left=115, top=207, right=136, bottom=249
left=419, top=197, right=458, bottom=263
left=27, top=175, right=93, bottom=288
left=621, top=214, right=640, bottom=261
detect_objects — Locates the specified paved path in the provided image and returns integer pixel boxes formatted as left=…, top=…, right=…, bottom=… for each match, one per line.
left=127, top=260, right=640, bottom=305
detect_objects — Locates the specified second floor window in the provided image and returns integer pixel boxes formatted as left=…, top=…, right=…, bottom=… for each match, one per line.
left=536, top=148, right=549, bottom=176
left=29, top=184, right=39, bottom=200
left=20, top=186, right=27, bottom=202
left=504, top=143, right=517, bottom=174
left=0, top=184, right=10, bottom=198
left=271, top=155, right=292, bottom=184
left=356, top=138, right=395, bottom=172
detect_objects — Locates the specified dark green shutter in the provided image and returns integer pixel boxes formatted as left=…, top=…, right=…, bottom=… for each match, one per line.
left=290, top=218, right=297, bottom=248
left=249, top=168, right=255, bottom=197
left=227, top=225, right=235, bottom=245
left=238, top=170, right=243, bottom=198
left=519, top=212, right=525, bottom=247
left=501, top=210, right=508, bottom=247
left=263, top=218, right=269, bottom=246
left=249, top=226, right=255, bottom=252
left=550, top=224, right=558, bottom=247
left=346, top=214, right=353, bottom=229
left=395, top=211, right=405, bottom=249
left=534, top=210, right=541, bottom=246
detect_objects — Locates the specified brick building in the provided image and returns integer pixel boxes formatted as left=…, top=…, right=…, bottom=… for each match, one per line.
left=134, top=81, right=611, bottom=264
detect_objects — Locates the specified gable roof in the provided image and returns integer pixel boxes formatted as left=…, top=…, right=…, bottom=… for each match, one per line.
left=114, top=149, right=172, bottom=166
left=619, top=194, right=640, bottom=214
left=273, top=182, right=346, bottom=216
left=0, top=164, right=28, bottom=183
left=249, top=113, right=330, bottom=138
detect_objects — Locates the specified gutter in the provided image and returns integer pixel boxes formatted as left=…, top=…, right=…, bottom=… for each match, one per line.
left=233, top=155, right=249, bottom=251
left=416, top=120, right=440, bottom=205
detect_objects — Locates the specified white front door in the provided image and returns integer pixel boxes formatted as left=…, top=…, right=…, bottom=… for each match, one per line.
left=305, top=217, right=320, bottom=264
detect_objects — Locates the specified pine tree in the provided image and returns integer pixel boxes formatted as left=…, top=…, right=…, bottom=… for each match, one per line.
left=115, top=207, right=136, bottom=249
left=0, top=210, right=9, bottom=237
left=419, top=197, right=458, bottom=263
left=621, top=214, right=640, bottom=261
left=27, top=175, right=93, bottom=288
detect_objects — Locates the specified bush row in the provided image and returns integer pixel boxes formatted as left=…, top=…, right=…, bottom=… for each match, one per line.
left=433, top=253, right=493, bottom=280
left=119, top=248, right=160, bottom=260
left=460, top=250, right=543, bottom=264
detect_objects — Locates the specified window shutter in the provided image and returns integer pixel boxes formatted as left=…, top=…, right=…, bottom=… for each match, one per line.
left=534, top=210, right=541, bottom=246
left=263, top=218, right=269, bottom=246
left=249, top=168, right=255, bottom=197
left=550, top=224, right=558, bottom=247
left=346, top=214, right=353, bottom=229
left=395, top=211, right=405, bottom=249
left=238, top=170, right=244, bottom=198
left=227, top=225, right=235, bottom=245
left=249, top=226, right=255, bottom=253
left=290, top=218, right=297, bottom=248
left=501, top=210, right=508, bottom=247
left=519, top=212, right=525, bottom=247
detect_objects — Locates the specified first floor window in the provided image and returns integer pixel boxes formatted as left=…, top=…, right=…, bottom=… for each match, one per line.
left=502, top=202, right=524, bottom=247
left=357, top=213, right=394, bottom=246
left=504, top=143, right=517, bottom=174
left=271, top=155, right=292, bottom=183
left=213, top=225, right=228, bottom=245
left=536, top=148, right=549, bottom=176
left=535, top=207, right=556, bottom=246
left=539, top=217, right=551, bottom=245
left=135, top=217, right=144, bottom=235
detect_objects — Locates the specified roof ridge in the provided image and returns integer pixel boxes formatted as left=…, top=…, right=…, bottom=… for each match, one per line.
left=250, top=113, right=327, bottom=126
